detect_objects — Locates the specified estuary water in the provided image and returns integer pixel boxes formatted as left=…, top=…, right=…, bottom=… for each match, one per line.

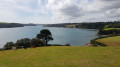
left=0, top=26, right=98, bottom=48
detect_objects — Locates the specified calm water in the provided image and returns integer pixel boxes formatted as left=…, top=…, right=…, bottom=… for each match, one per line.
left=0, top=26, right=98, bottom=48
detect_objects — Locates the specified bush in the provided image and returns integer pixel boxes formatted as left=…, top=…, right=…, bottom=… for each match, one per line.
left=30, top=38, right=45, bottom=47
left=90, top=39, right=106, bottom=46
left=3, top=42, right=15, bottom=50
left=15, top=38, right=31, bottom=48
left=65, top=43, right=70, bottom=46
left=0, top=48, right=3, bottom=51
left=98, top=29, right=120, bottom=35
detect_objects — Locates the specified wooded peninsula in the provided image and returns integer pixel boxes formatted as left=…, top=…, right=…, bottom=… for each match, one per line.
left=0, top=22, right=36, bottom=28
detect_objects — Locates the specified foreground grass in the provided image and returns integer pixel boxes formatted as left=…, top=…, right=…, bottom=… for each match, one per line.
left=97, top=36, right=120, bottom=46
left=0, top=46, right=120, bottom=67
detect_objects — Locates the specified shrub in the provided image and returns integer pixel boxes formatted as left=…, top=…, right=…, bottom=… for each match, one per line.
left=98, top=29, right=120, bottom=35
left=3, top=42, right=15, bottom=50
left=15, top=38, right=31, bottom=48
left=90, top=39, right=106, bottom=46
left=30, top=38, right=45, bottom=47
left=65, top=43, right=70, bottom=46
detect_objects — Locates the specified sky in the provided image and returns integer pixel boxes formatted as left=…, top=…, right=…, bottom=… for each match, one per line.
left=0, top=0, right=120, bottom=24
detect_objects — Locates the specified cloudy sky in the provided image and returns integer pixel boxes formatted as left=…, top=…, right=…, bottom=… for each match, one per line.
left=0, top=0, right=120, bottom=24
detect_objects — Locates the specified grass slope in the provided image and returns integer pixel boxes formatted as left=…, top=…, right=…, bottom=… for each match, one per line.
left=0, top=46, right=120, bottom=67
left=97, top=36, right=120, bottom=46
left=104, top=28, right=120, bottom=30
left=65, top=25, right=76, bottom=28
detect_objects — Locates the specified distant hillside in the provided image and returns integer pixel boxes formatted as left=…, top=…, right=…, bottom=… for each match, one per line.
left=0, top=22, right=38, bottom=28
left=44, top=21, right=120, bottom=29
left=44, top=23, right=78, bottom=28
left=0, top=22, right=24, bottom=28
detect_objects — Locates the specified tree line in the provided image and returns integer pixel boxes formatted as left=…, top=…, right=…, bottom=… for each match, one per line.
left=44, top=21, right=120, bottom=29
left=0, top=23, right=24, bottom=28
left=0, top=22, right=37, bottom=28
left=98, top=29, right=120, bottom=35
left=3, top=29, right=54, bottom=50
left=98, top=22, right=120, bottom=35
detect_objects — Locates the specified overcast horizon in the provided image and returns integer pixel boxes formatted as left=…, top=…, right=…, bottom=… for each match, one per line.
left=0, top=0, right=120, bottom=24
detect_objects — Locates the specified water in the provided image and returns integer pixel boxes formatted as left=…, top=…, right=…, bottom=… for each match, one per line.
left=0, top=26, right=98, bottom=48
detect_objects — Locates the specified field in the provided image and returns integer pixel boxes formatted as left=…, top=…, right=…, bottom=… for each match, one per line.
left=103, top=28, right=120, bottom=30
left=0, top=46, right=120, bottom=67
left=96, top=36, right=120, bottom=46
left=65, top=25, right=76, bottom=28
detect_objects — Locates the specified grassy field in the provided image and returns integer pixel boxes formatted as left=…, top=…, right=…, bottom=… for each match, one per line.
left=103, top=28, right=120, bottom=30
left=0, top=46, right=120, bottom=67
left=65, top=25, right=76, bottom=28
left=96, top=36, right=120, bottom=46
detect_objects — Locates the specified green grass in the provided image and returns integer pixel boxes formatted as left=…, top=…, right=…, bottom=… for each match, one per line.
left=65, top=25, right=76, bottom=28
left=96, top=36, right=120, bottom=46
left=104, top=28, right=120, bottom=30
left=0, top=46, right=120, bottom=67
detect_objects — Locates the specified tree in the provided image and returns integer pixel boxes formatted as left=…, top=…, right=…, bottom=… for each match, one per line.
left=36, top=29, right=53, bottom=45
left=15, top=38, right=31, bottom=48
left=3, top=42, right=15, bottom=50
left=30, top=38, right=44, bottom=47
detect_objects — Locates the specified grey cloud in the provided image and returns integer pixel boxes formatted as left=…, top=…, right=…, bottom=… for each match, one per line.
left=60, top=5, right=83, bottom=18
left=101, top=0, right=119, bottom=2
left=47, top=0, right=120, bottom=23
left=86, top=0, right=120, bottom=19
left=106, top=8, right=120, bottom=17
left=98, top=0, right=120, bottom=18
left=100, top=0, right=120, bottom=9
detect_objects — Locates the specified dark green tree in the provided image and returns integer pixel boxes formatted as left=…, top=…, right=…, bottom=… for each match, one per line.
left=30, top=38, right=44, bottom=47
left=36, top=29, right=53, bottom=46
left=3, top=42, right=15, bottom=50
left=15, top=38, right=31, bottom=48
